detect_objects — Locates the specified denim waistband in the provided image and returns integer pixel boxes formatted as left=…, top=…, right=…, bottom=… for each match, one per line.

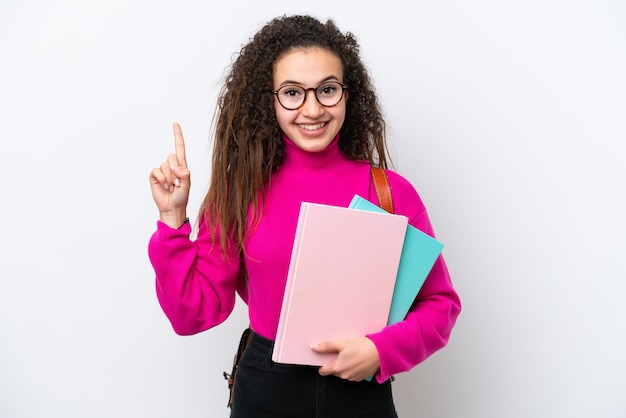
left=248, top=330, right=274, bottom=352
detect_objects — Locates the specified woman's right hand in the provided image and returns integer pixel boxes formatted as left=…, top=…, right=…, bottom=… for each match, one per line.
left=149, top=122, right=191, bottom=228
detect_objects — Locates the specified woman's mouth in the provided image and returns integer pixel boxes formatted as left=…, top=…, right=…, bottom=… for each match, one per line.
left=297, top=122, right=327, bottom=131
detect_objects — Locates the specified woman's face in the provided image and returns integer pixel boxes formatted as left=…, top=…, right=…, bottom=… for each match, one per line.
left=273, top=47, right=347, bottom=153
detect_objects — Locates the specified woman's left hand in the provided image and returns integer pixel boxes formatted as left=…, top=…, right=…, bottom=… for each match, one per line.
left=312, top=337, right=380, bottom=381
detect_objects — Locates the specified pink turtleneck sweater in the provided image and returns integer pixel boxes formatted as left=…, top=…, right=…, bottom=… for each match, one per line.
left=148, top=135, right=461, bottom=382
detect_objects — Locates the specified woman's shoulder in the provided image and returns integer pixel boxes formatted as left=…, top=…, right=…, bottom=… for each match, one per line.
left=383, top=168, right=427, bottom=220
left=384, top=168, right=420, bottom=200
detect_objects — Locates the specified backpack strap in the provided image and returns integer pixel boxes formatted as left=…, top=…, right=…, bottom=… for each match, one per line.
left=371, top=166, right=394, bottom=214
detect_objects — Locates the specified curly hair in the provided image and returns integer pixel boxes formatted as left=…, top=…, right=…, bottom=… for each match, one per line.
left=200, top=14, right=389, bottom=256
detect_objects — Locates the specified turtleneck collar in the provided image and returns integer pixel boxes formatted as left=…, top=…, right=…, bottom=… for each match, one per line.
left=281, top=133, right=345, bottom=171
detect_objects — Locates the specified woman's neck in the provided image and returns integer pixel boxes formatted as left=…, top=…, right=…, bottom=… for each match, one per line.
left=280, top=133, right=343, bottom=172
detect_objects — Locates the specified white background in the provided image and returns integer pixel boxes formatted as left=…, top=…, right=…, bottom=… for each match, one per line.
left=1, top=1, right=625, bottom=417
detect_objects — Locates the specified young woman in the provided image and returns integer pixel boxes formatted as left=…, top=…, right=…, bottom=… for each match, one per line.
left=148, top=14, right=461, bottom=417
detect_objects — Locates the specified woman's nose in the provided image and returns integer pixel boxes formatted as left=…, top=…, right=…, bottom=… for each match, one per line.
left=300, top=91, right=324, bottom=117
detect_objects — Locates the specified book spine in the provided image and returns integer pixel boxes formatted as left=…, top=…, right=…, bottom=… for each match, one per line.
left=273, top=202, right=309, bottom=362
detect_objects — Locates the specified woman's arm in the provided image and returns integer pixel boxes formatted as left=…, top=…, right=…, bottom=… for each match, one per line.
left=148, top=218, right=242, bottom=336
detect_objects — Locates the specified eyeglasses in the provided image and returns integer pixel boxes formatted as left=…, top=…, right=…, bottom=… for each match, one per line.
left=273, top=81, right=348, bottom=110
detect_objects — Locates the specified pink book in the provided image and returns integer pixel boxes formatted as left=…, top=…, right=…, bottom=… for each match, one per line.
left=272, top=202, right=408, bottom=366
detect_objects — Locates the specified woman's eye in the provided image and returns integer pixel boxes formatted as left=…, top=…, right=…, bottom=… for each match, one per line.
left=319, top=85, right=337, bottom=95
left=283, top=88, right=302, bottom=97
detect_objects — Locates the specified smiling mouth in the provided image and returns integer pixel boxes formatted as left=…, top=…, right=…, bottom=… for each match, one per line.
left=298, top=122, right=327, bottom=131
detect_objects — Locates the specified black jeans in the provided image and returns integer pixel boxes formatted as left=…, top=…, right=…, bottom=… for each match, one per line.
left=230, top=331, right=398, bottom=418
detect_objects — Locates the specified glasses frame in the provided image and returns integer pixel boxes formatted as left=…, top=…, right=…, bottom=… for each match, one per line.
left=273, top=82, right=348, bottom=111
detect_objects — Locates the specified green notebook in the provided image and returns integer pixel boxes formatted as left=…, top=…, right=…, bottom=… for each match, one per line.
left=348, top=195, right=444, bottom=325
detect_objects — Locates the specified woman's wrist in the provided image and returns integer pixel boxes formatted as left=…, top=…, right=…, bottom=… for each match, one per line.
left=177, top=217, right=190, bottom=229
left=159, top=212, right=188, bottom=229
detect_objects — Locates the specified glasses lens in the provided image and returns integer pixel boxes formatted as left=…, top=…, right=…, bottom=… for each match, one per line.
left=276, top=85, right=306, bottom=110
left=316, top=82, right=344, bottom=107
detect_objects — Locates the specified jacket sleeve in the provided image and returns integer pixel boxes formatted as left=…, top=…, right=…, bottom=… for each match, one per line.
left=147, top=219, right=241, bottom=335
left=366, top=171, right=462, bottom=382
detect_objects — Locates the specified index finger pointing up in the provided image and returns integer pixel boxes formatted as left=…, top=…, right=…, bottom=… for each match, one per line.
left=172, top=122, right=188, bottom=169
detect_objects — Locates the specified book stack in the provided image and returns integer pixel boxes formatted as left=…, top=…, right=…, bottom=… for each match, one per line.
left=272, top=196, right=443, bottom=366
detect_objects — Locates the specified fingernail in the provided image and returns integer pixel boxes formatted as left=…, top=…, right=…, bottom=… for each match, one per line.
left=174, top=178, right=180, bottom=187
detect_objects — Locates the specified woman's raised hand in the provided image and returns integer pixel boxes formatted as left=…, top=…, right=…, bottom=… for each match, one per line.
left=149, top=122, right=191, bottom=228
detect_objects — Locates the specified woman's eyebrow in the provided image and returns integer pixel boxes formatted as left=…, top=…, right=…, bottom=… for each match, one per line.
left=276, top=75, right=341, bottom=87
